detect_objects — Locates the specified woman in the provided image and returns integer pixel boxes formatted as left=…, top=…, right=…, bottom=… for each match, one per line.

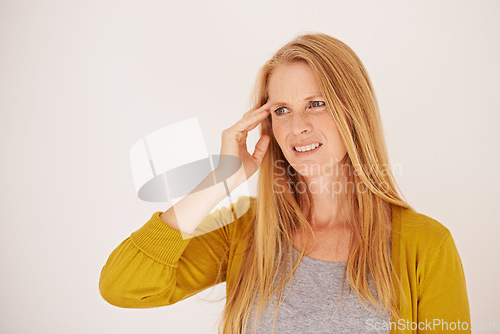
left=99, top=33, right=471, bottom=333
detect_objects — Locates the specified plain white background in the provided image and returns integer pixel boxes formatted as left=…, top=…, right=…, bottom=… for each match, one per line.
left=1, top=0, right=499, bottom=333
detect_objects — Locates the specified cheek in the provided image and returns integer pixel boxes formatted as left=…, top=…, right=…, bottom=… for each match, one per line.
left=272, top=123, right=285, bottom=145
left=326, top=124, right=347, bottom=153
left=271, top=124, right=291, bottom=156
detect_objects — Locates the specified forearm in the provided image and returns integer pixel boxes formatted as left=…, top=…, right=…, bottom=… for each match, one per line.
left=160, top=167, right=245, bottom=235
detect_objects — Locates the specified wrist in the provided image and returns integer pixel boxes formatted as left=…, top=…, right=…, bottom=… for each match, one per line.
left=213, top=166, right=246, bottom=192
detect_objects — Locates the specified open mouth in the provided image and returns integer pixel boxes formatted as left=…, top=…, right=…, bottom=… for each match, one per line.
left=293, top=143, right=323, bottom=154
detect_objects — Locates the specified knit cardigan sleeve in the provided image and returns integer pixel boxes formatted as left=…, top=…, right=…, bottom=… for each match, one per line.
left=99, top=196, right=253, bottom=308
left=416, top=232, right=471, bottom=333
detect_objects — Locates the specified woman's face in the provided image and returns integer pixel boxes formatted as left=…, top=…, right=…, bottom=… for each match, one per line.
left=268, top=61, right=347, bottom=178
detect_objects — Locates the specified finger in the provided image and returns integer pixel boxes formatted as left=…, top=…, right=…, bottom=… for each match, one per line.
left=233, top=108, right=270, bottom=133
left=245, top=101, right=272, bottom=116
left=252, top=134, right=270, bottom=164
left=256, top=100, right=272, bottom=113
left=246, top=109, right=270, bottom=130
left=229, top=101, right=272, bottom=135
left=242, top=101, right=272, bottom=125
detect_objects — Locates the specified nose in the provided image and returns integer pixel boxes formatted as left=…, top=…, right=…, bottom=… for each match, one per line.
left=290, top=111, right=312, bottom=135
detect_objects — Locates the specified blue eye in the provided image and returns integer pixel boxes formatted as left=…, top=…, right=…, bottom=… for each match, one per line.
left=274, top=101, right=324, bottom=116
left=311, top=101, right=325, bottom=108
left=274, top=107, right=289, bottom=115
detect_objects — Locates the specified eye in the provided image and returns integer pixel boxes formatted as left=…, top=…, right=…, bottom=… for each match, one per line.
left=274, top=107, right=290, bottom=116
left=311, top=101, right=325, bottom=108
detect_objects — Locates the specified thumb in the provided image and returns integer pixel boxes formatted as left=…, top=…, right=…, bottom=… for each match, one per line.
left=252, top=134, right=271, bottom=164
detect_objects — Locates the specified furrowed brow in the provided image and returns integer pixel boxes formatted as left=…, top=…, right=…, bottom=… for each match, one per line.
left=270, top=94, right=324, bottom=108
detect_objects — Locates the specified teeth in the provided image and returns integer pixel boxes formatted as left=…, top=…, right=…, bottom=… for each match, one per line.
left=294, top=143, right=320, bottom=152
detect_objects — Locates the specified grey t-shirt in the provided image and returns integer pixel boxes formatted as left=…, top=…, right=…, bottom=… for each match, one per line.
left=246, top=247, right=391, bottom=334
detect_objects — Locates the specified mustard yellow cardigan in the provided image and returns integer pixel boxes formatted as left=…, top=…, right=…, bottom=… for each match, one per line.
left=99, top=197, right=471, bottom=333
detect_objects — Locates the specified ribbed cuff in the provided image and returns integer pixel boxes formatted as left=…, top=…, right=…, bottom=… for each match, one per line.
left=130, top=211, right=194, bottom=266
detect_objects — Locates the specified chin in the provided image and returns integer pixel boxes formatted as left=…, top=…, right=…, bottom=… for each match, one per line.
left=289, top=162, right=320, bottom=177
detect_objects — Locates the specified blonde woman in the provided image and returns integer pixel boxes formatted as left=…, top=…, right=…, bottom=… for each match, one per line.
left=99, top=33, right=471, bottom=333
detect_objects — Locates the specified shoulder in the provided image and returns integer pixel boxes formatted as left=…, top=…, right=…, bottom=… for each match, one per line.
left=391, top=205, right=458, bottom=272
left=391, top=206, right=469, bottom=304
left=233, top=194, right=257, bottom=226
left=223, top=195, right=257, bottom=242
left=391, top=204, right=451, bottom=250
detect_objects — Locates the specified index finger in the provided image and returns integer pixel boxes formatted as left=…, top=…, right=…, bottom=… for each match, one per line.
left=245, top=100, right=271, bottom=116
left=254, top=100, right=272, bottom=114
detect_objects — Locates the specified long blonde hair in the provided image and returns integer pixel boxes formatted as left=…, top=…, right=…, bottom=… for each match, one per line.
left=218, top=32, right=412, bottom=333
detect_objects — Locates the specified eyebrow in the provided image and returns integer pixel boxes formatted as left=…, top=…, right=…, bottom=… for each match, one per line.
left=269, top=94, right=324, bottom=108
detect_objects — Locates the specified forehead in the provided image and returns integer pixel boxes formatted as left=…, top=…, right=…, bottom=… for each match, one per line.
left=267, top=62, right=322, bottom=102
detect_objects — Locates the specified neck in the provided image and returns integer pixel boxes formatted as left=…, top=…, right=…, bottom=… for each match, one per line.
left=300, top=173, right=346, bottom=229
